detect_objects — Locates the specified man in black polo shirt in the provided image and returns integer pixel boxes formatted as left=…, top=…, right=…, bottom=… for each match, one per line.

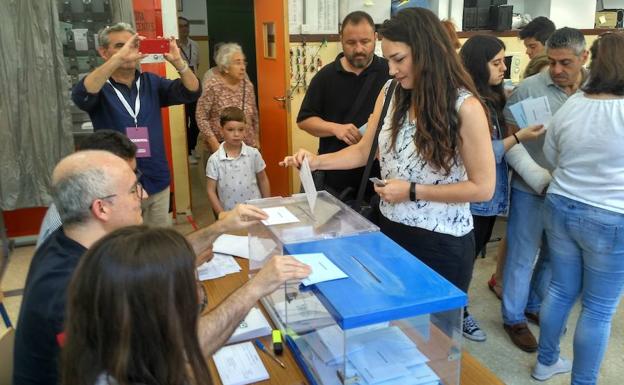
left=13, top=151, right=310, bottom=385
left=297, top=11, right=389, bottom=200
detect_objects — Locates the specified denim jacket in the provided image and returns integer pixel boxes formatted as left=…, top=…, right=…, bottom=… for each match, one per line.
left=471, top=104, right=509, bottom=216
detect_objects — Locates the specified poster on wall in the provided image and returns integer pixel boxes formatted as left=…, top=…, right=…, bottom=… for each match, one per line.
left=289, top=0, right=339, bottom=34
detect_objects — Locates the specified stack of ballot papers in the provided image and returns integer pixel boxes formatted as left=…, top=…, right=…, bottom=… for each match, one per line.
left=508, top=96, right=552, bottom=127
left=303, top=325, right=439, bottom=385
left=213, top=341, right=269, bottom=385
left=226, top=307, right=273, bottom=345
left=213, top=234, right=249, bottom=259
left=196, top=253, right=241, bottom=281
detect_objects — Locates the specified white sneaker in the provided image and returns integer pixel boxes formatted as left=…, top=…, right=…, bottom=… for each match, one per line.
left=463, top=314, right=487, bottom=342
left=532, top=357, right=572, bottom=381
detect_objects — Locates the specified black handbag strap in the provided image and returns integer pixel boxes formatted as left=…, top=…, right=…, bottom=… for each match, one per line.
left=353, top=80, right=397, bottom=211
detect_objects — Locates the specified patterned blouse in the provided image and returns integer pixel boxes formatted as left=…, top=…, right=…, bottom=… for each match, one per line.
left=196, top=71, right=259, bottom=147
left=378, top=81, right=473, bottom=237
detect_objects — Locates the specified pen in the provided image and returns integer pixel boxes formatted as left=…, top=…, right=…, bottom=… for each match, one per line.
left=254, top=339, right=286, bottom=369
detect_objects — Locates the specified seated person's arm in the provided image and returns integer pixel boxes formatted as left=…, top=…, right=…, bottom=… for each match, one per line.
left=206, top=178, right=224, bottom=216
left=256, top=170, right=270, bottom=198
left=197, top=255, right=311, bottom=356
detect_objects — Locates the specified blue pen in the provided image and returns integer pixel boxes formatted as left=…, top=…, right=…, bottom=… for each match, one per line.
left=254, top=339, right=286, bottom=368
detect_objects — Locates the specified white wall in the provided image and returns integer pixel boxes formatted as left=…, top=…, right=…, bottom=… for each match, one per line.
left=177, top=0, right=208, bottom=36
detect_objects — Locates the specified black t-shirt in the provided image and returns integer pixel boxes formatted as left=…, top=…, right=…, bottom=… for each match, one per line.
left=297, top=54, right=390, bottom=198
left=13, top=228, right=87, bottom=385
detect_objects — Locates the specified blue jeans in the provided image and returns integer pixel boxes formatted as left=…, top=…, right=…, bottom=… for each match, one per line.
left=502, top=188, right=552, bottom=325
left=539, top=194, right=624, bottom=385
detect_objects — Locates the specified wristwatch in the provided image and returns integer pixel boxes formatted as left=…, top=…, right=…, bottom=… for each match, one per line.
left=409, top=182, right=417, bottom=201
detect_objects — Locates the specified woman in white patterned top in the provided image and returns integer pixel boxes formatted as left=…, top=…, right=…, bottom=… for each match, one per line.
left=282, top=8, right=494, bottom=297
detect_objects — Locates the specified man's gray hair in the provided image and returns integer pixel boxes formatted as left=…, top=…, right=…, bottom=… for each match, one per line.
left=215, top=43, right=244, bottom=72
left=98, top=22, right=136, bottom=48
left=546, top=27, right=586, bottom=56
left=52, top=168, right=112, bottom=226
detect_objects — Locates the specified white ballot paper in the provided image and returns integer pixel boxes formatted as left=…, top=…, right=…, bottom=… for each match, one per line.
left=522, top=96, right=552, bottom=126
left=292, top=253, right=348, bottom=286
left=196, top=253, right=241, bottom=281
left=261, top=206, right=300, bottom=226
left=213, top=234, right=249, bottom=259
left=299, top=156, right=318, bottom=212
left=213, top=341, right=269, bottom=385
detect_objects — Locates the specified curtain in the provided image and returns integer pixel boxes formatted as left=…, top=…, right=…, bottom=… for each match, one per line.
left=0, top=0, right=74, bottom=210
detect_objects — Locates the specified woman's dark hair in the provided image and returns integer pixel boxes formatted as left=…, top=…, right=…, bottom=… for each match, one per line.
left=379, top=8, right=482, bottom=174
left=61, top=226, right=211, bottom=385
left=583, top=32, right=624, bottom=96
left=460, top=34, right=507, bottom=136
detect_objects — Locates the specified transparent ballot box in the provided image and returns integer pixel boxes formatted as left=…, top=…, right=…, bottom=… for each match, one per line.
left=247, top=191, right=379, bottom=337
left=280, top=232, right=467, bottom=385
left=247, top=191, right=379, bottom=272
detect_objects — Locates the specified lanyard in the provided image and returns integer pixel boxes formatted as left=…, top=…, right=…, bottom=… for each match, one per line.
left=107, top=77, right=141, bottom=127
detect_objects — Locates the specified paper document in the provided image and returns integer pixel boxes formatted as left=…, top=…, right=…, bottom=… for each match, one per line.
left=261, top=206, right=300, bottom=226
left=197, top=253, right=241, bottom=281
left=299, top=157, right=318, bottom=212
left=213, top=341, right=269, bottom=385
left=72, top=29, right=89, bottom=51
left=522, top=96, right=552, bottom=126
left=213, top=234, right=249, bottom=259
left=508, top=101, right=528, bottom=128
left=227, top=307, right=272, bottom=345
left=292, top=253, right=348, bottom=286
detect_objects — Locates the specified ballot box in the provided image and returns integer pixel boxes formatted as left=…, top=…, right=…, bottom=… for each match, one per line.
left=247, top=191, right=379, bottom=272
left=247, top=193, right=466, bottom=385
left=283, top=232, right=465, bottom=385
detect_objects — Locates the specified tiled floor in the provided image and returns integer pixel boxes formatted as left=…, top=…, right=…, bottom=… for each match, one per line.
left=2, top=165, right=623, bottom=384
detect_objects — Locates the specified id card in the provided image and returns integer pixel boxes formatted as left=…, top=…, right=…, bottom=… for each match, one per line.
left=126, top=127, right=151, bottom=158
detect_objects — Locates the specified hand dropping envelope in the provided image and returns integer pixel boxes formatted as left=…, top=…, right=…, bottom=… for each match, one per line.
left=292, top=253, right=348, bottom=286
left=299, top=156, right=318, bottom=211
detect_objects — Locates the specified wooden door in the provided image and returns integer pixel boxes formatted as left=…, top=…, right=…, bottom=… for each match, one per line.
left=253, top=0, right=292, bottom=196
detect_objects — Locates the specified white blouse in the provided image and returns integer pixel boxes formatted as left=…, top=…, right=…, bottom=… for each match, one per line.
left=378, top=82, right=473, bottom=237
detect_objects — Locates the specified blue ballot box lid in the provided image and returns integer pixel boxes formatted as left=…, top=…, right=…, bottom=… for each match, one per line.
left=283, top=231, right=468, bottom=329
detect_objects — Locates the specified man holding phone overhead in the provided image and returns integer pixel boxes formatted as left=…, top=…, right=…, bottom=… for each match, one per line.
left=72, top=22, right=201, bottom=227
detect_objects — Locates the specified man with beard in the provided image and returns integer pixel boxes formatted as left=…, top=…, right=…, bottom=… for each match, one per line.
left=500, top=27, right=588, bottom=353
left=297, top=11, right=389, bottom=200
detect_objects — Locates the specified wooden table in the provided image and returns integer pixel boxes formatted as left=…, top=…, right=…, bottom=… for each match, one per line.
left=203, top=257, right=504, bottom=385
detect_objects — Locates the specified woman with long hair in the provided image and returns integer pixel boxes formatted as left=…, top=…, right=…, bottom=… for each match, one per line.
left=532, top=32, right=624, bottom=384
left=61, top=226, right=212, bottom=385
left=459, top=35, right=544, bottom=340
left=282, top=7, right=495, bottom=340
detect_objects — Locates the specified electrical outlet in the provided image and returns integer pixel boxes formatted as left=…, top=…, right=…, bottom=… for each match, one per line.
left=507, top=52, right=522, bottom=84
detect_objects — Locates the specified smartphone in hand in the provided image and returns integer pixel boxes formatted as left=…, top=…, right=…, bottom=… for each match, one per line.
left=140, top=38, right=170, bottom=54
left=369, top=177, right=386, bottom=187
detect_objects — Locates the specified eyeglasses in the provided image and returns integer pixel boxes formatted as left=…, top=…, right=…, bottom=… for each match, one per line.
left=90, top=169, right=144, bottom=208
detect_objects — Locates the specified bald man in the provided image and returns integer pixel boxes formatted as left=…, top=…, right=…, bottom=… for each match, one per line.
left=13, top=151, right=310, bottom=385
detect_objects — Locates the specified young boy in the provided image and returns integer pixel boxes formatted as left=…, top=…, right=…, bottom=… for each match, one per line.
left=206, top=106, right=270, bottom=215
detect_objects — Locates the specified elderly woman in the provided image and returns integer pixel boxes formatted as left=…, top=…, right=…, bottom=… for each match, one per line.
left=196, top=43, right=259, bottom=156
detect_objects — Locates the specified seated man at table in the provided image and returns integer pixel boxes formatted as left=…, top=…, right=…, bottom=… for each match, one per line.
left=13, top=150, right=311, bottom=385
left=36, top=130, right=139, bottom=248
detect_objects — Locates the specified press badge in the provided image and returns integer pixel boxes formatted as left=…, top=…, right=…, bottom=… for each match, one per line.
left=126, top=126, right=151, bottom=158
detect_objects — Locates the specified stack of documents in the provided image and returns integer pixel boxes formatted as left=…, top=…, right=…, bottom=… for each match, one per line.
left=226, top=307, right=273, bottom=345
left=213, top=341, right=269, bottom=385
left=509, top=96, right=552, bottom=127
left=197, top=253, right=241, bottom=281
left=303, top=325, right=439, bottom=385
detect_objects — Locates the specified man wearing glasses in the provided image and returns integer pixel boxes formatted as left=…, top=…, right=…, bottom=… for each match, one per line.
left=13, top=151, right=310, bottom=385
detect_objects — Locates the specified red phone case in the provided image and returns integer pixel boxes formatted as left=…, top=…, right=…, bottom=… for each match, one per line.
left=140, top=39, right=170, bottom=54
